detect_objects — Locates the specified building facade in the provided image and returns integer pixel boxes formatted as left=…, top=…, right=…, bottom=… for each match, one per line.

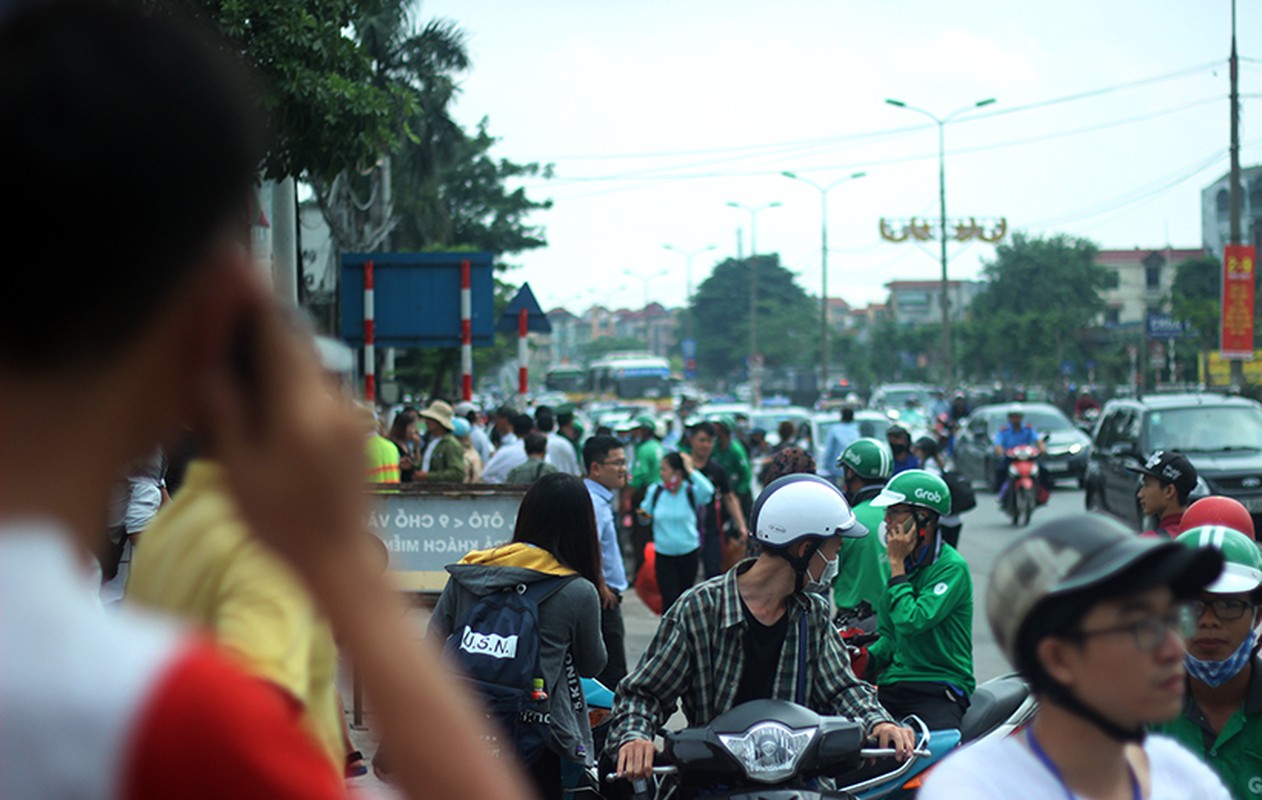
left=885, top=280, right=984, bottom=326
left=1201, top=165, right=1262, bottom=257
left=1095, top=247, right=1205, bottom=327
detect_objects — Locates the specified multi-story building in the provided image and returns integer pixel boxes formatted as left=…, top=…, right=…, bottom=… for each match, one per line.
left=885, top=280, right=984, bottom=326
left=1095, top=247, right=1205, bottom=327
left=1201, top=165, right=1262, bottom=257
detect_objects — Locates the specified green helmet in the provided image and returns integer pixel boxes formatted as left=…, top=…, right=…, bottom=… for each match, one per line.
left=1176, top=525, right=1262, bottom=594
left=838, top=437, right=893, bottom=480
left=635, top=414, right=656, bottom=430
left=870, top=469, right=952, bottom=516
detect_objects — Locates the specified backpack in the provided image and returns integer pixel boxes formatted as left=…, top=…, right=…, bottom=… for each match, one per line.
left=650, top=480, right=697, bottom=515
left=941, top=470, right=977, bottom=514
left=444, top=575, right=577, bottom=764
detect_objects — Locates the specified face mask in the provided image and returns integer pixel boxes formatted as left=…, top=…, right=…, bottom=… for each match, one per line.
left=805, top=549, right=840, bottom=594
left=664, top=475, right=683, bottom=492
left=1186, top=629, right=1256, bottom=687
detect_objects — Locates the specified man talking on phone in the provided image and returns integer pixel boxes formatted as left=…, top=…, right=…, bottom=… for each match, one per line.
left=866, top=470, right=976, bottom=731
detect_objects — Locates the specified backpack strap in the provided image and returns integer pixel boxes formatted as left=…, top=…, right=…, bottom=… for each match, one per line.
left=795, top=611, right=809, bottom=705
left=518, top=574, right=579, bottom=606
left=650, top=485, right=663, bottom=514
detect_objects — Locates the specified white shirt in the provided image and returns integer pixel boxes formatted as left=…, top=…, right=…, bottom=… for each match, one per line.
left=481, top=440, right=528, bottom=484
left=545, top=432, right=582, bottom=476
left=920, top=732, right=1231, bottom=800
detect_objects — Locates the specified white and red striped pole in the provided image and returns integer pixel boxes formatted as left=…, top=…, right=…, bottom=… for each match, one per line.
left=363, top=260, right=376, bottom=403
left=460, top=259, right=473, bottom=402
left=518, top=307, right=529, bottom=402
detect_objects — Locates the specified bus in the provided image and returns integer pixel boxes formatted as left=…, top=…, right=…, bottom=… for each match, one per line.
left=544, top=363, right=587, bottom=398
left=587, top=352, right=672, bottom=401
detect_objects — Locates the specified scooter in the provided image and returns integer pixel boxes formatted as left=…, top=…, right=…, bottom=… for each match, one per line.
left=564, top=678, right=618, bottom=797
left=999, top=444, right=1042, bottom=527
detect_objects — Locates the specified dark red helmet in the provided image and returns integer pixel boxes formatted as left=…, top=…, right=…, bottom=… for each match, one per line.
left=1181, top=496, right=1256, bottom=541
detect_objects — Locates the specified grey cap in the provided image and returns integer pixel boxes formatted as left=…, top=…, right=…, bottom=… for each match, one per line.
left=987, top=513, right=1222, bottom=667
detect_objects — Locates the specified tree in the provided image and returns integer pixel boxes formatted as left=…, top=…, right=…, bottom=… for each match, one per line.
left=962, top=233, right=1111, bottom=384
left=691, top=255, right=817, bottom=383
left=1170, top=254, right=1222, bottom=353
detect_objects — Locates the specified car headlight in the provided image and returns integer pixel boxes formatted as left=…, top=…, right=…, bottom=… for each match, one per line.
left=718, top=721, right=817, bottom=783
left=1068, top=443, right=1082, bottom=455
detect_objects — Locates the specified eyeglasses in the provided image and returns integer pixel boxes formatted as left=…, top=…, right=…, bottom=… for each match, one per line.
left=883, top=506, right=913, bottom=519
left=1073, top=606, right=1195, bottom=652
left=597, top=458, right=628, bottom=468
left=1190, top=598, right=1256, bottom=621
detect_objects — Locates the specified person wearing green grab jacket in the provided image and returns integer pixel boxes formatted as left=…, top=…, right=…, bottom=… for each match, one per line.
left=833, top=438, right=894, bottom=614
left=712, top=415, right=753, bottom=518
left=1153, top=525, right=1262, bottom=800
left=628, top=416, right=665, bottom=575
left=867, top=469, right=975, bottom=731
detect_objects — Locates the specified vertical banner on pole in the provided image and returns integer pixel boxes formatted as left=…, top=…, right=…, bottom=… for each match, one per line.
left=518, top=308, right=529, bottom=399
left=1222, top=245, right=1257, bottom=360
left=460, top=260, right=473, bottom=401
left=363, top=260, right=376, bottom=402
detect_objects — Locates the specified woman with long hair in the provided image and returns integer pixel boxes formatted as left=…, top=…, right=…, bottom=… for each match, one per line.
left=430, top=473, right=607, bottom=798
left=387, top=409, right=421, bottom=482
left=638, top=451, right=715, bottom=611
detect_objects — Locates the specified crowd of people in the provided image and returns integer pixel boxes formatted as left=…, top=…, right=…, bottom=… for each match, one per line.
left=5, top=4, right=1261, bottom=800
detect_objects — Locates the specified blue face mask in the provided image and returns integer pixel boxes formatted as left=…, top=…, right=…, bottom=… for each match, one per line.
left=1186, top=629, right=1257, bottom=687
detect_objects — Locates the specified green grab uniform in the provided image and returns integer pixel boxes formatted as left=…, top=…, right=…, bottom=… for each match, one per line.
left=866, top=544, right=975, bottom=695
left=714, top=438, right=752, bottom=498
left=631, top=438, right=664, bottom=491
left=1153, top=659, right=1262, bottom=800
left=833, top=488, right=889, bottom=613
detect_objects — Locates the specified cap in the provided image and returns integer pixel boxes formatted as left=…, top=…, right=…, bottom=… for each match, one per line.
left=454, top=401, right=477, bottom=417
left=1126, top=450, right=1197, bottom=497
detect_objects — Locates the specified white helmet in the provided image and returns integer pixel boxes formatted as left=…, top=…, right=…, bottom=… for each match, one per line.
left=752, top=474, right=868, bottom=549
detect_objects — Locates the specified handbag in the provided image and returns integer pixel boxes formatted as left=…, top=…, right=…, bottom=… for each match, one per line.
left=941, top=470, right=977, bottom=513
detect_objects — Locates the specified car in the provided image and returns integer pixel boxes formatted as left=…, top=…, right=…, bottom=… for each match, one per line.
left=953, top=402, right=1092, bottom=490
left=1082, top=393, right=1262, bottom=530
left=809, top=409, right=925, bottom=476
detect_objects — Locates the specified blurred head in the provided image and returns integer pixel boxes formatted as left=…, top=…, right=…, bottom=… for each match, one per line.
left=762, top=447, right=816, bottom=484
left=389, top=410, right=419, bottom=443
left=512, top=473, right=603, bottom=588
left=689, top=422, right=717, bottom=461
left=584, top=435, right=628, bottom=491
left=660, top=452, right=687, bottom=485
left=777, top=421, right=796, bottom=443
left=523, top=432, right=548, bottom=457
left=511, top=414, right=535, bottom=439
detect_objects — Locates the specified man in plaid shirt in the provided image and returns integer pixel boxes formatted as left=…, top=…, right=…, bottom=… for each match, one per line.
left=611, top=475, right=915, bottom=779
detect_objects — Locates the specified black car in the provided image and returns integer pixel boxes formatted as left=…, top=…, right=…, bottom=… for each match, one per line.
left=1083, top=393, right=1262, bottom=530
left=953, top=402, right=1092, bottom=489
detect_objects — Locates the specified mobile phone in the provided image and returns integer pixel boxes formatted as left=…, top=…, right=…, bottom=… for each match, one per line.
left=228, top=311, right=266, bottom=434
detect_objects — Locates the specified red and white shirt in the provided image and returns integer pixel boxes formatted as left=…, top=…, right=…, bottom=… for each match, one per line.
left=0, top=521, right=345, bottom=800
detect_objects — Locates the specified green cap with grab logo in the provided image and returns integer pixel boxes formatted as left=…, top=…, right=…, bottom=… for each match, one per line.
left=869, top=469, right=952, bottom=516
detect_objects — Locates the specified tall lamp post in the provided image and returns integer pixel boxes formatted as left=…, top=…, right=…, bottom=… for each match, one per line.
left=663, top=243, right=717, bottom=341
left=781, top=170, right=866, bottom=390
left=623, top=268, right=670, bottom=354
left=885, top=97, right=995, bottom=389
left=726, top=201, right=781, bottom=404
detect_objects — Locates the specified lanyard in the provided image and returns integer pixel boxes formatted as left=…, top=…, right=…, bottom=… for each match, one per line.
left=1026, top=729, right=1142, bottom=800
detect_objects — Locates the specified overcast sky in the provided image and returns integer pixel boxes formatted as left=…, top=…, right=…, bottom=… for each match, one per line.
left=419, top=0, right=1261, bottom=313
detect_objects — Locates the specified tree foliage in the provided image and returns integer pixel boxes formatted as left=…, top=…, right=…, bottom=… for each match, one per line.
left=960, top=233, right=1110, bottom=384
left=692, top=256, right=817, bottom=383
left=1170, top=255, right=1222, bottom=352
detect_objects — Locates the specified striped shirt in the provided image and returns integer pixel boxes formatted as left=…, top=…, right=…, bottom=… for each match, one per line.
left=607, top=559, right=893, bottom=753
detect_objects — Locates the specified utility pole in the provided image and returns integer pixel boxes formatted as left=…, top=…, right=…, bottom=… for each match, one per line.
left=727, top=202, right=781, bottom=406
left=1229, top=0, right=1245, bottom=388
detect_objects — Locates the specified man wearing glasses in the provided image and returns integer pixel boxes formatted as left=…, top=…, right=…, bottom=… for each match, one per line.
left=585, top=435, right=632, bottom=688
left=1153, top=526, right=1262, bottom=800
left=921, top=514, right=1231, bottom=799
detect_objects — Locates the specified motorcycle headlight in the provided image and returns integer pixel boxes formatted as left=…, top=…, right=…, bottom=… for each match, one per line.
left=717, top=721, right=817, bottom=783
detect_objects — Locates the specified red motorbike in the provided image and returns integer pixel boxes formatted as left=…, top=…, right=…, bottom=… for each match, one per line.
left=1000, top=444, right=1044, bottom=527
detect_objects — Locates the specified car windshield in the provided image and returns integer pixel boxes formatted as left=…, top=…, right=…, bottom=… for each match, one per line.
left=1145, top=406, right=1262, bottom=452
left=820, top=416, right=891, bottom=441
left=1011, top=409, right=1074, bottom=432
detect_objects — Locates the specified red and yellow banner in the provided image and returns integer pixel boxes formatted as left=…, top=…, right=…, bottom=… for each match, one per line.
left=1221, top=245, right=1256, bottom=359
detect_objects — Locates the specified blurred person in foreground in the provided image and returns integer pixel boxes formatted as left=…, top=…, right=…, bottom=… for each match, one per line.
left=0, top=4, right=530, bottom=799
left=921, top=514, right=1229, bottom=799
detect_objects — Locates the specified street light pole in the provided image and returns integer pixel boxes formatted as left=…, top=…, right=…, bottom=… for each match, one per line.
left=726, top=201, right=781, bottom=405
left=782, top=170, right=866, bottom=390
left=885, top=97, right=995, bottom=390
left=663, top=243, right=716, bottom=342
left=622, top=268, right=670, bottom=310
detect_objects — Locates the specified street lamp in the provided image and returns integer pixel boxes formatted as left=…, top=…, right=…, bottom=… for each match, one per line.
left=884, top=97, right=995, bottom=389
left=663, top=244, right=717, bottom=342
left=622, top=268, right=670, bottom=310
left=781, top=170, right=866, bottom=390
left=726, top=201, right=781, bottom=406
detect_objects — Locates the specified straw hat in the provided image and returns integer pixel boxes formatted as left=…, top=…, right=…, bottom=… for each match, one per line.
left=419, top=400, right=455, bottom=431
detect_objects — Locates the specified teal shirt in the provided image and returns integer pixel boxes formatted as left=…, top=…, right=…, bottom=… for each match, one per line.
left=833, top=494, right=888, bottom=613
left=1153, top=659, right=1262, bottom=800
left=866, top=543, right=975, bottom=695
left=640, top=469, right=715, bottom=556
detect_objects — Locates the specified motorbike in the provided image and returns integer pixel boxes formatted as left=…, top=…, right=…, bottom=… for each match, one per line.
left=999, top=444, right=1042, bottom=526
left=564, top=678, right=618, bottom=797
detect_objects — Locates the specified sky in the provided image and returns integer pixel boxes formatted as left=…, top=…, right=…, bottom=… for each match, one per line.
left=417, top=0, right=1262, bottom=314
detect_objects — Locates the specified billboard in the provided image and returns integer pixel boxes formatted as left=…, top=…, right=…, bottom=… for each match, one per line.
left=1221, top=245, right=1256, bottom=360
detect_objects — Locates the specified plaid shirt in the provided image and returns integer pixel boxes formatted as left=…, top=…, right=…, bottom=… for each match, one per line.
left=608, top=559, right=893, bottom=753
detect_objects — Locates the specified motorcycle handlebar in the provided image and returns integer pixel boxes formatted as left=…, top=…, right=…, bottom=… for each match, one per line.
left=604, top=766, right=678, bottom=782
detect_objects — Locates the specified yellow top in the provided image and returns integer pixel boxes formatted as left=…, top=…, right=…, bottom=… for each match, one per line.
left=366, top=434, right=401, bottom=483
left=126, top=461, right=343, bottom=770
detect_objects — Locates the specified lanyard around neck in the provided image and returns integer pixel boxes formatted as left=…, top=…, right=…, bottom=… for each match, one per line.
left=1026, top=729, right=1141, bottom=800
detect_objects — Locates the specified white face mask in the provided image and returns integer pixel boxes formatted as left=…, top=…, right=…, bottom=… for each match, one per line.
left=805, top=549, right=840, bottom=594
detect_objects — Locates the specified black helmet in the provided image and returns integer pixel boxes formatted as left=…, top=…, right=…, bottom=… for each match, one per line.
left=912, top=436, right=938, bottom=458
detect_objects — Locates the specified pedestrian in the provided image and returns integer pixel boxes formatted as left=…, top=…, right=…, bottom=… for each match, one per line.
left=1130, top=451, right=1197, bottom=539
left=584, top=434, right=631, bottom=689
left=913, top=436, right=965, bottom=549
left=638, top=452, right=715, bottom=611
left=455, top=401, right=493, bottom=465
left=482, top=414, right=535, bottom=483
left=363, top=404, right=402, bottom=484
left=430, top=473, right=607, bottom=799
left=921, top=514, right=1229, bottom=799
left=506, top=432, right=558, bottom=484
left=100, top=448, right=168, bottom=603
left=627, top=416, right=664, bottom=575
left=821, top=400, right=862, bottom=487
left=556, top=404, right=585, bottom=466
left=0, top=3, right=532, bottom=798
left=536, top=406, right=582, bottom=476
left=885, top=423, right=920, bottom=475
left=413, top=401, right=465, bottom=483
left=451, top=417, right=483, bottom=483
left=991, top=404, right=1046, bottom=493
left=687, top=422, right=750, bottom=578
left=833, top=437, right=893, bottom=615
left=388, top=409, right=421, bottom=482
left=712, top=415, right=754, bottom=524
